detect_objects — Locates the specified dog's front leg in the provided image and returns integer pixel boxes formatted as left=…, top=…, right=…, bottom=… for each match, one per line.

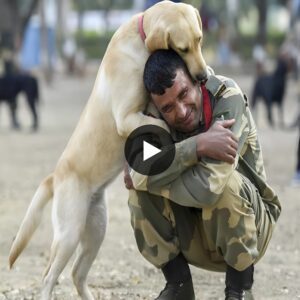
left=116, top=111, right=169, bottom=137
left=112, top=85, right=169, bottom=138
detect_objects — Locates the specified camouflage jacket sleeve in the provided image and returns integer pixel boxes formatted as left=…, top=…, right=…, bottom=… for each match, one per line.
left=130, top=135, right=199, bottom=191
left=131, top=77, right=248, bottom=208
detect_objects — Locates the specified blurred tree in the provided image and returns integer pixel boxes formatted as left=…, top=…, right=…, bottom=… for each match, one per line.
left=39, top=0, right=53, bottom=82
left=0, top=0, right=40, bottom=51
left=183, top=0, right=201, bottom=10
left=56, top=0, right=71, bottom=50
left=255, top=0, right=267, bottom=45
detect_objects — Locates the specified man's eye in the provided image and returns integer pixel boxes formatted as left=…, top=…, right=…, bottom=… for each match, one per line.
left=162, top=106, right=173, bottom=113
left=179, top=89, right=188, bottom=99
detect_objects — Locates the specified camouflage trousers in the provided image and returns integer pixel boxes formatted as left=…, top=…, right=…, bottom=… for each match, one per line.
left=128, top=170, right=274, bottom=272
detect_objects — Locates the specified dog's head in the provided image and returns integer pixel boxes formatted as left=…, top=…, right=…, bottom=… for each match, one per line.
left=144, top=1, right=207, bottom=82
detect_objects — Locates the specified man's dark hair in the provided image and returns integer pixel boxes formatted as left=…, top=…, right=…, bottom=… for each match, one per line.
left=143, top=49, right=193, bottom=95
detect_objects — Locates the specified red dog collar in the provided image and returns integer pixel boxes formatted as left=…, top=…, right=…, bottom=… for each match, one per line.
left=138, top=15, right=146, bottom=42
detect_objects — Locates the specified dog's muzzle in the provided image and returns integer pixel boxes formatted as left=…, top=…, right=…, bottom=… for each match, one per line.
left=196, top=71, right=208, bottom=83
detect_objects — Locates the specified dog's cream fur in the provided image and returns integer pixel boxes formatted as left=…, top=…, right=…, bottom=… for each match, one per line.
left=8, top=2, right=207, bottom=299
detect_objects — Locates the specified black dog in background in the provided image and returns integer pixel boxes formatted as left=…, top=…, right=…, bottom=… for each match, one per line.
left=251, top=52, right=294, bottom=128
left=0, top=73, right=39, bottom=131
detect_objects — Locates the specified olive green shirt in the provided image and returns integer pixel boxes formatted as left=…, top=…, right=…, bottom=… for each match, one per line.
left=130, top=74, right=281, bottom=224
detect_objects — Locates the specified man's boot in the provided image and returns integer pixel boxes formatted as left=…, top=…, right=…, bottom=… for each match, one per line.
left=155, top=253, right=195, bottom=300
left=225, top=264, right=254, bottom=300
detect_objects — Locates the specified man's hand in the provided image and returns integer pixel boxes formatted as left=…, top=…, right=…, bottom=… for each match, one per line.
left=196, top=119, right=238, bottom=164
left=124, top=162, right=134, bottom=189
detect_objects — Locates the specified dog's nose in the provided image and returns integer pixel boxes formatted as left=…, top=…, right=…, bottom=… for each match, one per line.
left=196, top=70, right=208, bottom=83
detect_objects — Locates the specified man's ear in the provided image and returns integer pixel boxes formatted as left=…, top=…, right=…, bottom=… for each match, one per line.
left=145, top=27, right=170, bottom=52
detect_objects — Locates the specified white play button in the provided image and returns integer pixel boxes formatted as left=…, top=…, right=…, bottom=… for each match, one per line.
left=143, top=141, right=161, bottom=161
left=125, top=125, right=175, bottom=176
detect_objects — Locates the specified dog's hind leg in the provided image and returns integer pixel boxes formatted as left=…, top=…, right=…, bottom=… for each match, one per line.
left=41, top=176, right=92, bottom=300
left=266, top=99, right=274, bottom=127
left=250, top=81, right=260, bottom=125
left=265, top=106, right=273, bottom=127
left=72, top=188, right=107, bottom=300
left=9, top=98, right=20, bottom=129
left=25, top=92, right=38, bottom=131
left=277, top=103, right=285, bottom=128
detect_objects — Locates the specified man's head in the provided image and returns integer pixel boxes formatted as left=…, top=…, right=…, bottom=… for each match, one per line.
left=143, top=49, right=202, bottom=133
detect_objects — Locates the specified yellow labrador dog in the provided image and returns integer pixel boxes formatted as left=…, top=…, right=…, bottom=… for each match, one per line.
left=9, top=1, right=207, bottom=299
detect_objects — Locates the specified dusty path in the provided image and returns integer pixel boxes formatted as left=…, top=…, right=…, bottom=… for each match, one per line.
left=0, top=70, right=299, bottom=299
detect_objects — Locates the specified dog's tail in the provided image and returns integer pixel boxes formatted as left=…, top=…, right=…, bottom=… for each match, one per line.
left=9, top=174, right=53, bottom=268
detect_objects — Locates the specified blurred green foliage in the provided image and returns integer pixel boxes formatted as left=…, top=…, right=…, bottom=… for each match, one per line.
left=76, top=30, right=115, bottom=59
left=78, top=29, right=286, bottom=60
left=203, top=31, right=286, bottom=60
left=74, top=0, right=289, bottom=60
left=236, top=32, right=286, bottom=59
left=73, top=0, right=133, bottom=11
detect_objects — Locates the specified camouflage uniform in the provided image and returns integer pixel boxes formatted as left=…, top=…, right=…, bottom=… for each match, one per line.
left=128, top=74, right=281, bottom=272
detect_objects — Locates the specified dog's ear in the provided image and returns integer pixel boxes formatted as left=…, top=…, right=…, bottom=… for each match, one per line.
left=145, top=27, right=170, bottom=52
left=194, top=8, right=202, bottom=30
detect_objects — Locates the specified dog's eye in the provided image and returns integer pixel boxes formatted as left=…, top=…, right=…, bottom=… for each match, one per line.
left=180, top=48, right=189, bottom=53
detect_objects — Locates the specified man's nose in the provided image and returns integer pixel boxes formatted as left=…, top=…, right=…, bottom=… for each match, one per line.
left=176, top=103, right=188, bottom=120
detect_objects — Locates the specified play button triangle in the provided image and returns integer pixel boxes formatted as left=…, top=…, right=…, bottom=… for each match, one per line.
left=143, top=141, right=161, bottom=161
left=124, top=125, right=175, bottom=176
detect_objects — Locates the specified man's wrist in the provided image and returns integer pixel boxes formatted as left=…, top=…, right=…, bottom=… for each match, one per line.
left=195, top=133, right=207, bottom=159
left=175, top=136, right=199, bottom=166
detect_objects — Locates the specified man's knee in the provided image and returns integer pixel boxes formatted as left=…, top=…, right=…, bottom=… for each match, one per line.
left=225, top=242, right=258, bottom=271
left=205, top=171, right=253, bottom=216
left=202, top=171, right=260, bottom=270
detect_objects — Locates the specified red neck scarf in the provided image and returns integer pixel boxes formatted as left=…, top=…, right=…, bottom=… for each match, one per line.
left=200, top=83, right=212, bottom=131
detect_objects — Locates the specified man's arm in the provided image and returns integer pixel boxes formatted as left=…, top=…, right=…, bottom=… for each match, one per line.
left=129, top=83, right=248, bottom=208
left=129, top=119, right=237, bottom=188
left=125, top=118, right=236, bottom=187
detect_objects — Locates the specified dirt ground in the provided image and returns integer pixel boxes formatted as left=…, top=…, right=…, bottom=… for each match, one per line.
left=0, top=68, right=299, bottom=300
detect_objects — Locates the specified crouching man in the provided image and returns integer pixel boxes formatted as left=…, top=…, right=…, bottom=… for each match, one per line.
left=125, top=49, right=281, bottom=300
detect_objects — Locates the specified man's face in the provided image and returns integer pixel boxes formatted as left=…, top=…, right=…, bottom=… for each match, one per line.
left=151, top=69, right=202, bottom=133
